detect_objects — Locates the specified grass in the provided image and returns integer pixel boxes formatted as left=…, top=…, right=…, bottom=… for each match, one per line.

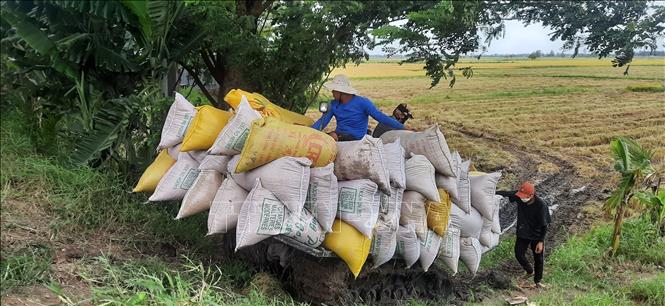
left=625, top=83, right=665, bottom=93
left=531, top=219, right=665, bottom=305
left=0, top=114, right=283, bottom=303
left=628, top=272, right=665, bottom=306
left=0, top=246, right=52, bottom=293
left=479, top=236, right=515, bottom=269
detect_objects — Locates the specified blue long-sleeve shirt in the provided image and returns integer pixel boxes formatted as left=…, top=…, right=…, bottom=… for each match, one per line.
left=311, top=96, right=404, bottom=140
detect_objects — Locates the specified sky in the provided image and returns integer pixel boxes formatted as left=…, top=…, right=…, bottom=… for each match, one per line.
left=368, top=20, right=569, bottom=56
left=483, top=20, right=566, bottom=55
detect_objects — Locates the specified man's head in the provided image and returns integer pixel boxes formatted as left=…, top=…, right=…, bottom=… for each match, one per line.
left=393, top=103, right=414, bottom=123
left=516, top=181, right=535, bottom=203
left=324, top=75, right=357, bottom=101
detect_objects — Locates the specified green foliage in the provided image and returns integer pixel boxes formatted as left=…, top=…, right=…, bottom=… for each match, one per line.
left=3, top=0, right=663, bottom=172
left=0, top=246, right=52, bottom=293
left=0, top=114, right=210, bottom=249
left=1, top=0, right=195, bottom=170
left=615, top=218, right=665, bottom=265
left=479, top=236, right=515, bottom=269
left=533, top=219, right=664, bottom=305
left=52, top=256, right=293, bottom=305
left=628, top=272, right=665, bottom=306
left=508, top=1, right=665, bottom=72
left=605, top=137, right=659, bottom=255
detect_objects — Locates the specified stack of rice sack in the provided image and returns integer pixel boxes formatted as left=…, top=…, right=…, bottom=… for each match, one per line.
left=133, top=90, right=505, bottom=278
left=379, top=126, right=454, bottom=273
left=432, top=153, right=503, bottom=275
left=133, top=92, right=232, bottom=212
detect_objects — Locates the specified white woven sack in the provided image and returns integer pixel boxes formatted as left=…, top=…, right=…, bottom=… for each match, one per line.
left=383, top=139, right=406, bottom=188
left=305, top=164, right=338, bottom=232
left=228, top=156, right=311, bottom=215
left=480, top=200, right=501, bottom=247
left=336, top=179, right=380, bottom=238
left=176, top=170, right=224, bottom=219
left=419, top=229, right=442, bottom=272
left=405, top=154, right=440, bottom=202
left=379, top=125, right=455, bottom=177
left=158, top=93, right=196, bottom=150
left=207, top=177, right=248, bottom=235
left=455, top=160, right=472, bottom=213
left=208, top=96, right=261, bottom=155
left=379, top=186, right=404, bottom=230
left=167, top=144, right=181, bottom=160
left=370, top=220, right=397, bottom=269
left=459, top=237, right=483, bottom=275
left=479, top=228, right=500, bottom=250
left=334, top=136, right=391, bottom=194
left=491, top=195, right=502, bottom=234
left=235, top=179, right=325, bottom=250
left=435, top=151, right=461, bottom=202
left=149, top=151, right=200, bottom=201
left=470, top=171, right=502, bottom=219
left=395, top=224, right=420, bottom=269
left=188, top=150, right=208, bottom=164
left=439, top=227, right=461, bottom=274
left=198, top=155, right=231, bottom=174
left=400, top=191, right=428, bottom=240
left=449, top=204, right=483, bottom=239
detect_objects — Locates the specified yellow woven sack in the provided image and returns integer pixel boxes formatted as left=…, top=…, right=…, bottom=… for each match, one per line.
left=235, top=117, right=337, bottom=173
left=224, top=89, right=314, bottom=126
left=180, top=105, right=232, bottom=152
left=426, top=189, right=452, bottom=236
left=323, top=219, right=372, bottom=278
left=133, top=150, right=176, bottom=193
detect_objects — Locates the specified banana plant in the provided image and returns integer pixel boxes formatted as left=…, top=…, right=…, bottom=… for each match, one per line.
left=605, top=137, right=658, bottom=256
left=1, top=0, right=201, bottom=167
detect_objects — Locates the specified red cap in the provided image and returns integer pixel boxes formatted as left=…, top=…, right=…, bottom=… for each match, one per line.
left=515, top=182, right=535, bottom=200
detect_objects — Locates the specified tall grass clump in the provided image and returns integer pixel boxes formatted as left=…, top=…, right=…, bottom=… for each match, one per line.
left=628, top=272, right=665, bottom=306
left=1, top=112, right=210, bottom=250
left=0, top=246, right=52, bottom=293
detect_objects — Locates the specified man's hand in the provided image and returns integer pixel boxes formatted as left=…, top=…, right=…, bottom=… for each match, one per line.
left=535, top=241, right=544, bottom=254
left=327, top=131, right=339, bottom=141
left=404, top=124, right=416, bottom=131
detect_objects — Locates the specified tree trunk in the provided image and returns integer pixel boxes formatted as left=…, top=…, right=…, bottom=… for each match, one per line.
left=218, top=67, right=251, bottom=107
left=610, top=200, right=626, bottom=256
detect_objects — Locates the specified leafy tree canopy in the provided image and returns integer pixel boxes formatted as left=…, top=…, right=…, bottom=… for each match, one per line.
left=2, top=0, right=663, bottom=171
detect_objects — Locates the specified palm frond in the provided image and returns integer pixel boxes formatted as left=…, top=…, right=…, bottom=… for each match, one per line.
left=121, top=0, right=152, bottom=39
left=71, top=102, right=131, bottom=166
left=1, top=2, right=79, bottom=80
left=610, top=137, right=631, bottom=173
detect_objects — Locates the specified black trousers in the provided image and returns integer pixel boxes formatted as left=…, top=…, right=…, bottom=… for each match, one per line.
left=514, top=237, right=544, bottom=283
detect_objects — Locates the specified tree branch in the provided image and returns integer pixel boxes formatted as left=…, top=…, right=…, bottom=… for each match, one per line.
left=169, top=67, right=185, bottom=94
left=179, top=62, right=219, bottom=107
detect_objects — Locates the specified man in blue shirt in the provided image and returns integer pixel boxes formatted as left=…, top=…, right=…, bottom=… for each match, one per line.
left=312, top=75, right=406, bottom=141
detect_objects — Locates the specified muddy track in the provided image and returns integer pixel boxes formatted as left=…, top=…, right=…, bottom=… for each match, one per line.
left=224, top=122, right=607, bottom=305
left=437, top=120, right=606, bottom=300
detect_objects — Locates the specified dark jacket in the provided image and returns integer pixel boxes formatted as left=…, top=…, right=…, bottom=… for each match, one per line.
left=496, top=190, right=551, bottom=242
left=372, top=116, right=397, bottom=138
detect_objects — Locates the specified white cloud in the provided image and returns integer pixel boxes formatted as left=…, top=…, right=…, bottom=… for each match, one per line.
left=484, top=21, right=566, bottom=55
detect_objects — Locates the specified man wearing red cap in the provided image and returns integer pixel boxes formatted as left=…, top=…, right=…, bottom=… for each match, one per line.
left=497, top=181, right=551, bottom=288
